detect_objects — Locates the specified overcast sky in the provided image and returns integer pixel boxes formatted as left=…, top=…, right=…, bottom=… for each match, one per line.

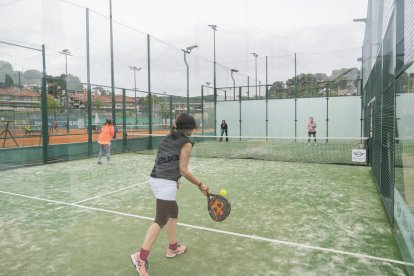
left=0, top=0, right=368, bottom=96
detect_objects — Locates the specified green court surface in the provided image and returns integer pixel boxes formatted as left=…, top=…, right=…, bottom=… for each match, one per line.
left=0, top=153, right=408, bottom=275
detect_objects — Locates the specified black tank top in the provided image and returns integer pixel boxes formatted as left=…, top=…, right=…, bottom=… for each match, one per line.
left=150, top=133, right=193, bottom=181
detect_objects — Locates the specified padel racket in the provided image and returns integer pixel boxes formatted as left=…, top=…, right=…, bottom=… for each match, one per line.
left=207, top=192, right=231, bottom=222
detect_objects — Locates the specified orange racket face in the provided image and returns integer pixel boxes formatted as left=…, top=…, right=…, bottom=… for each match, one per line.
left=207, top=194, right=231, bottom=222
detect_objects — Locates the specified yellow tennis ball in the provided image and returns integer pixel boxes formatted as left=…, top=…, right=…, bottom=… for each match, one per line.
left=220, top=189, right=227, bottom=196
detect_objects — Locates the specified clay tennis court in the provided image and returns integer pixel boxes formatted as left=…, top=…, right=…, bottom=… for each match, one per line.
left=1, top=128, right=207, bottom=148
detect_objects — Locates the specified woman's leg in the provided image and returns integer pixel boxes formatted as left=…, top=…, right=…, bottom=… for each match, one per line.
left=98, top=145, right=103, bottom=160
left=141, top=223, right=162, bottom=250
left=166, top=218, right=178, bottom=244
left=106, top=144, right=111, bottom=162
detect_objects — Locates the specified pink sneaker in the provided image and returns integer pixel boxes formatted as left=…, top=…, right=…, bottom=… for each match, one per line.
left=130, top=253, right=149, bottom=276
left=165, top=244, right=187, bottom=258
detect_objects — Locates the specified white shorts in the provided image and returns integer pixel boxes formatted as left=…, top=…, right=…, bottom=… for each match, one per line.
left=149, top=177, right=177, bottom=201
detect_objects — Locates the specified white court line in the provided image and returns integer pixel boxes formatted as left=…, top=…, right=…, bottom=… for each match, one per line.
left=54, top=181, right=150, bottom=211
left=1, top=189, right=413, bottom=268
left=60, top=146, right=250, bottom=207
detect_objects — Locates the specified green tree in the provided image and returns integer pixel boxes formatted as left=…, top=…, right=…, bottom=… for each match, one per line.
left=92, top=98, right=103, bottom=109
left=47, top=95, right=61, bottom=108
left=46, top=75, right=65, bottom=98
left=4, top=74, right=14, bottom=87
left=0, top=61, right=13, bottom=84
left=268, top=81, right=286, bottom=98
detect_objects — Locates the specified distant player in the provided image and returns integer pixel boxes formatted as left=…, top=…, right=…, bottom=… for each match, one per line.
left=219, top=120, right=228, bottom=141
left=307, top=116, right=317, bottom=145
left=97, top=119, right=115, bottom=164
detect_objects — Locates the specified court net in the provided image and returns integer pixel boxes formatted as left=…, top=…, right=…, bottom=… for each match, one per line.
left=126, top=134, right=368, bottom=165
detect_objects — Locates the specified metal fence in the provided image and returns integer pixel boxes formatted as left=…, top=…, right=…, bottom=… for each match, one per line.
left=362, top=0, right=414, bottom=274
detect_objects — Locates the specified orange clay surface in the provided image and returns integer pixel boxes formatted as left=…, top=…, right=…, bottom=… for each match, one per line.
left=1, top=128, right=207, bottom=148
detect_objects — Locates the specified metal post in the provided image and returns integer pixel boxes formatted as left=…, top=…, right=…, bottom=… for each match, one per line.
left=233, top=79, right=235, bottom=100
left=122, top=89, right=127, bottom=151
left=41, top=45, right=48, bottom=164
left=251, top=53, right=258, bottom=99
left=326, top=87, right=329, bottom=143
left=86, top=8, right=92, bottom=155
left=231, top=69, right=238, bottom=101
left=255, top=55, right=258, bottom=98
left=208, top=25, right=217, bottom=135
left=182, top=45, right=197, bottom=115
left=360, top=78, right=364, bottom=138
left=59, top=49, right=72, bottom=134
left=294, top=53, right=297, bottom=141
left=134, top=70, right=137, bottom=127
left=213, top=28, right=217, bottom=134
left=109, top=0, right=116, bottom=133
left=201, top=85, right=204, bottom=136
left=259, top=81, right=262, bottom=98
left=247, top=76, right=250, bottom=99
left=147, top=34, right=152, bottom=149
left=265, top=56, right=268, bottom=140
left=239, top=86, right=242, bottom=140
left=360, top=48, right=364, bottom=138
left=184, top=50, right=189, bottom=114
left=65, top=54, right=69, bottom=133
left=169, top=95, right=173, bottom=128
left=129, top=66, right=141, bottom=129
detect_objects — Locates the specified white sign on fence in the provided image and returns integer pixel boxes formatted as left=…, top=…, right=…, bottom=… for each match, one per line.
left=352, top=149, right=367, bottom=162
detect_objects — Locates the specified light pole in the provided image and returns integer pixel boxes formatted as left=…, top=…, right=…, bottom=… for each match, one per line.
left=129, top=66, right=141, bottom=128
left=231, top=69, right=238, bottom=100
left=182, top=45, right=198, bottom=114
left=251, top=52, right=258, bottom=99
left=208, top=24, right=217, bottom=133
left=205, top=82, right=211, bottom=97
left=59, top=49, right=72, bottom=133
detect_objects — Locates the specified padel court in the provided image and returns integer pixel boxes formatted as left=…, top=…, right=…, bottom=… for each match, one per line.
left=0, top=150, right=409, bottom=275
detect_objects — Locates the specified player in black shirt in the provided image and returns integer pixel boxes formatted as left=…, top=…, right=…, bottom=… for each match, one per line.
left=131, top=114, right=209, bottom=276
left=219, top=120, right=228, bottom=141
